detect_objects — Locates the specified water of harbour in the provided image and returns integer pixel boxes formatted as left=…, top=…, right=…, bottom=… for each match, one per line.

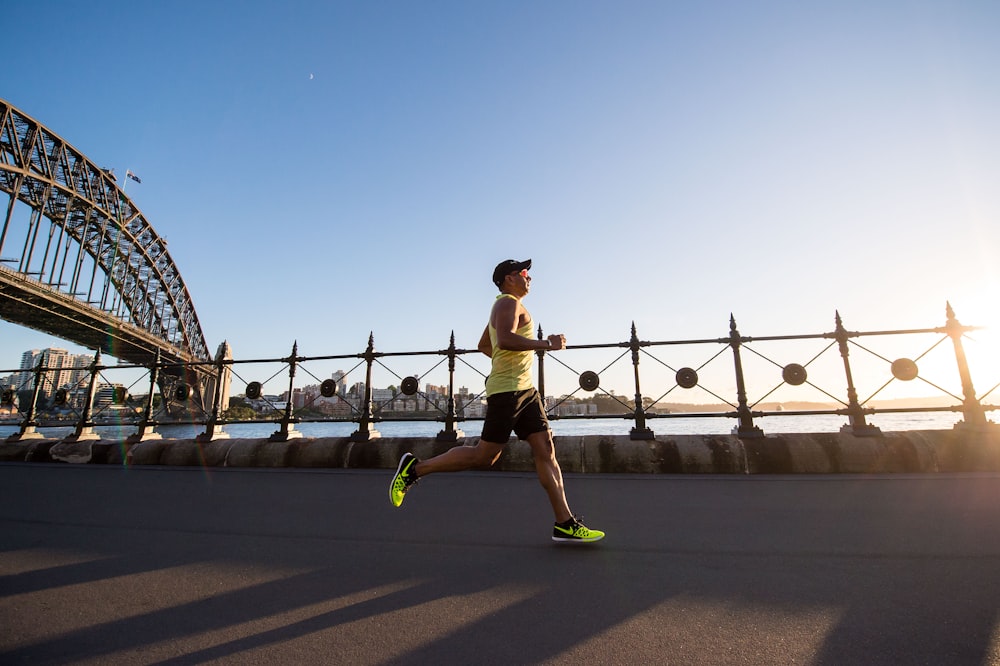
left=0, top=410, right=972, bottom=441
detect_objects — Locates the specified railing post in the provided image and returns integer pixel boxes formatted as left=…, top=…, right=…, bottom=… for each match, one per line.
left=629, top=322, right=654, bottom=440
left=729, top=315, right=764, bottom=438
left=127, top=350, right=163, bottom=443
left=945, top=302, right=992, bottom=430
left=198, top=348, right=232, bottom=443
left=7, top=358, right=47, bottom=441
left=62, top=350, right=102, bottom=443
left=437, top=331, right=465, bottom=442
left=270, top=341, right=304, bottom=442
left=351, top=333, right=381, bottom=442
left=833, top=311, right=881, bottom=436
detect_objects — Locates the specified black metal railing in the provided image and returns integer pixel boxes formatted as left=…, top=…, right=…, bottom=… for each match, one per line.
left=2, top=303, right=997, bottom=443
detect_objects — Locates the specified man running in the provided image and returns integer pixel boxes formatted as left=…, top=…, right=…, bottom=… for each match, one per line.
left=389, top=258, right=605, bottom=543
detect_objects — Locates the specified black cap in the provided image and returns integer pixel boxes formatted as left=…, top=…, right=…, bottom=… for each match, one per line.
left=492, top=258, right=531, bottom=288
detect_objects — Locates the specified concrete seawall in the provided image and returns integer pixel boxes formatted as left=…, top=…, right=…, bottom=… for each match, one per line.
left=3, top=429, right=1000, bottom=473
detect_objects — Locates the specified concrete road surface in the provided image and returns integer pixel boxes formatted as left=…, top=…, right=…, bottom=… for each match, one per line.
left=2, top=463, right=1000, bottom=665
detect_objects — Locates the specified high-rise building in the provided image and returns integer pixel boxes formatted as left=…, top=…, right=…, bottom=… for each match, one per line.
left=65, top=353, right=93, bottom=391
left=331, top=370, right=348, bottom=397
left=16, top=349, right=38, bottom=390
left=17, top=348, right=94, bottom=394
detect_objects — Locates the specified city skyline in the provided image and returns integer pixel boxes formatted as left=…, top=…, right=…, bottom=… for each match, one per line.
left=2, top=348, right=94, bottom=395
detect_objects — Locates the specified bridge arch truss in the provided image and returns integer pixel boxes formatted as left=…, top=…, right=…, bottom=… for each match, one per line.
left=0, top=99, right=210, bottom=366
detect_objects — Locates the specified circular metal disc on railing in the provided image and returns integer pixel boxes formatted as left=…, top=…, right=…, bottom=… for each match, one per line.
left=400, top=376, right=419, bottom=396
left=320, top=379, right=337, bottom=397
left=676, top=367, right=698, bottom=389
left=54, top=388, right=69, bottom=405
left=579, top=370, right=600, bottom=392
left=891, top=358, right=919, bottom=381
left=246, top=381, right=263, bottom=400
left=1, top=389, right=13, bottom=405
left=174, top=384, right=191, bottom=402
left=782, top=363, right=808, bottom=386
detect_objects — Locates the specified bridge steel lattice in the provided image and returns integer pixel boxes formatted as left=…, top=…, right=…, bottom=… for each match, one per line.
left=0, top=99, right=211, bottom=370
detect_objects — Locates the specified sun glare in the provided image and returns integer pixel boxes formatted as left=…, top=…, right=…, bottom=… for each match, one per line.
left=947, top=288, right=1000, bottom=401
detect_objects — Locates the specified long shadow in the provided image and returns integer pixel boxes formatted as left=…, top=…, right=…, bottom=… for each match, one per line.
left=0, top=553, right=175, bottom=597
left=149, top=579, right=485, bottom=665
left=0, top=565, right=402, bottom=663
left=1, top=535, right=679, bottom=664
left=0, top=549, right=610, bottom=663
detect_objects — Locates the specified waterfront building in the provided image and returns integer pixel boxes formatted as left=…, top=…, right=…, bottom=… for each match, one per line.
left=371, top=388, right=394, bottom=404
left=424, top=383, right=447, bottom=398
left=16, top=348, right=93, bottom=395
left=93, top=383, right=127, bottom=409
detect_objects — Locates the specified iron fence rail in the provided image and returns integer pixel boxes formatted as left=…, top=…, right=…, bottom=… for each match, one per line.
left=2, top=304, right=997, bottom=443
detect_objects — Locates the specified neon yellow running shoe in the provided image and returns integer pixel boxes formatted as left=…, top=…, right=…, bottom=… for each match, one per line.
left=552, top=516, right=605, bottom=543
left=389, top=452, right=419, bottom=507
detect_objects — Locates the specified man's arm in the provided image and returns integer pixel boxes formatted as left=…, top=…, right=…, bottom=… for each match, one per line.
left=493, top=297, right=565, bottom=351
left=478, top=326, right=492, bottom=357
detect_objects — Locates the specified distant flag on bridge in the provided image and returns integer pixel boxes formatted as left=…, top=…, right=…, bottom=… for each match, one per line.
left=126, top=170, right=142, bottom=184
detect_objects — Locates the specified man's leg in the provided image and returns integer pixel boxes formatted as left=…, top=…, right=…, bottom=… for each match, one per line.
left=391, top=391, right=512, bottom=508
left=390, top=439, right=505, bottom=507
left=413, top=439, right=505, bottom=477
left=525, top=429, right=573, bottom=523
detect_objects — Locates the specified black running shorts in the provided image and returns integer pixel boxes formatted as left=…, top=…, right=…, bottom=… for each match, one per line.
left=481, top=389, right=550, bottom=443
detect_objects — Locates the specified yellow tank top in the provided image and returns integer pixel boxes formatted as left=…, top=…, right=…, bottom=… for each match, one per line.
left=485, top=294, right=535, bottom=396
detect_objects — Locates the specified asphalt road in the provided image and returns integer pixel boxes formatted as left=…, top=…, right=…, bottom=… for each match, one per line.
left=2, top=463, right=1000, bottom=665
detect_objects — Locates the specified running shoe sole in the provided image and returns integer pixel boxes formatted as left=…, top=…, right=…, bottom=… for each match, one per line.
left=389, top=453, right=417, bottom=507
left=552, top=524, right=605, bottom=543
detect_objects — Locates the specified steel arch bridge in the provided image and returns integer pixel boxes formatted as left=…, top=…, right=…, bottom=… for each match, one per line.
left=0, top=99, right=211, bottom=372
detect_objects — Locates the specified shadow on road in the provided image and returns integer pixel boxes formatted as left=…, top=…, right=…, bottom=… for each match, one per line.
left=2, top=465, right=999, bottom=664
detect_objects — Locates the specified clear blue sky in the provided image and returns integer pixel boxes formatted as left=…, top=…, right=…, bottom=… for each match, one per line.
left=3, top=1, right=999, bottom=401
